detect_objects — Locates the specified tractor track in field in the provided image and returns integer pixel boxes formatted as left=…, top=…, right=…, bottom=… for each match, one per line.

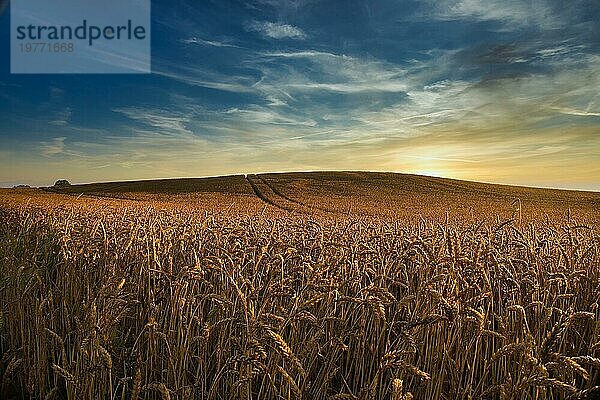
left=47, top=175, right=341, bottom=215
left=246, top=174, right=340, bottom=215
left=255, top=175, right=307, bottom=207
left=245, top=174, right=296, bottom=212
left=256, top=175, right=340, bottom=214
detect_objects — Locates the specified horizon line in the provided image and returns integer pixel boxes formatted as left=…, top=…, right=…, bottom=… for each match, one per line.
left=2, top=170, right=599, bottom=194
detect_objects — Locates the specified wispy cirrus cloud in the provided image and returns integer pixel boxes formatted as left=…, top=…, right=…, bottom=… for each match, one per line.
left=181, top=37, right=241, bottom=48
left=40, top=137, right=67, bottom=157
left=425, top=0, right=560, bottom=29
left=152, top=59, right=257, bottom=93
left=250, top=50, right=410, bottom=100
left=246, top=20, right=307, bottom=39
left=224, top=107, right=318, bottom=127
left=113, top=107, right=196, bottom=137
left=550, top=107, right=600, bottom=117
left=244, top=0, right=317, bottom=12
left=50, top=107, right=72, bottom=126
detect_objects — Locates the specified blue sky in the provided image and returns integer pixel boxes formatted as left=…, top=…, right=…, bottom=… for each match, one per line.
left=0, top=0, right=599, bottom=189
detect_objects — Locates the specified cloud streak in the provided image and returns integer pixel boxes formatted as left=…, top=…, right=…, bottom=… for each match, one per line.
left=181, top=37, right=241, bottom=48
left=40, top=137, right=67, bottom=157
left=246, top=20, right=307, bottom=39
left=426, top=0, right=561, bottom=29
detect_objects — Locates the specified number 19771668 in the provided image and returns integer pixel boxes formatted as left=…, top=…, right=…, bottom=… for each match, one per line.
left=20, top=42, right=74, bottom=53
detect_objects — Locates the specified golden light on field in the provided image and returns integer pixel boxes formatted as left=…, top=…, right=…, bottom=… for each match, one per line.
left=395, top=151, right=474, bottom=181
left=410, top=169, right=447, bottom=178
left=2, top=0, right=599, bottom=397
left=1, top=176, right=599, bottom=399
left=406, top=162, right=451, bottom=180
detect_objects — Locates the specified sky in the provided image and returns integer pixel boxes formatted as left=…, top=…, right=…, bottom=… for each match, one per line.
left=0, top=0, right=599, bottom=189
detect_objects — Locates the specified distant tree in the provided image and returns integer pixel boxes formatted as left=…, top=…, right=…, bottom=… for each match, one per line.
left=54, top=179, right=71, bottom=187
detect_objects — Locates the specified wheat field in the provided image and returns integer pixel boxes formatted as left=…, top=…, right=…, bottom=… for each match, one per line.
left=0, top=173, right=599, bottom=399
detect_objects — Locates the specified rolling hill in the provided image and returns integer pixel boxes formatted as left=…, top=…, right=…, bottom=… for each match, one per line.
left=42, top=172, right=600, bottom=224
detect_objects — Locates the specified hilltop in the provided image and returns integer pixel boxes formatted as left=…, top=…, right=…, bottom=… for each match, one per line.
left=42, top=172, right=600, bottom=223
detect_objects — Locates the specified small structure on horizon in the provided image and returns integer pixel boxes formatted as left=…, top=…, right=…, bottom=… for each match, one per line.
left=54, top=179, right=71, bottom=187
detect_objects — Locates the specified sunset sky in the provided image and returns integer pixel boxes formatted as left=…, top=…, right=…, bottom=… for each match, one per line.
left=1, top=0, right=599, bottom=189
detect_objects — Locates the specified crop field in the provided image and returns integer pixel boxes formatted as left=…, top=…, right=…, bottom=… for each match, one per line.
left=0, top=172, right=599, bottom=400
